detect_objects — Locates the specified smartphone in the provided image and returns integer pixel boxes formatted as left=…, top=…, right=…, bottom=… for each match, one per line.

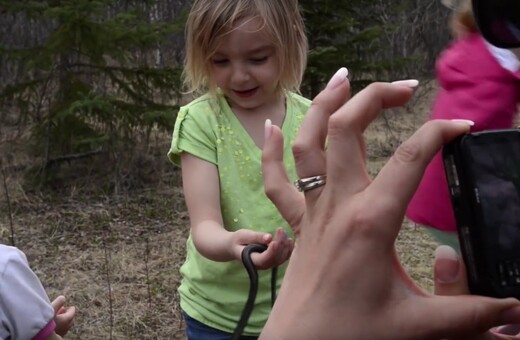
left=443, top=129, right=520, bottom=299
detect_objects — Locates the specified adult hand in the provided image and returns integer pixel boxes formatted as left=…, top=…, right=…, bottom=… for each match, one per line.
left=435, top=245, right=520, bottom=339
left=259, top=68, right=520, bottom=340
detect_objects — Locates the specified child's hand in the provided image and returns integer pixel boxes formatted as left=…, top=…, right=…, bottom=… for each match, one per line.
left=51, top=296, right=76, bottom=337
left=231, top=228, right=294, bottom=269
left=252, top=228, right=294, bottom=269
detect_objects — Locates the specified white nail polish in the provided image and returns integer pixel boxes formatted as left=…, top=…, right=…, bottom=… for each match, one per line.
left=326, top=67, right=349, bottom=90
left=451, top=119, right=475, bottom=126
left=434, top=245, right=458, bottom=261
left=264, top=119, right=272, bottom=141
left=391, top=79, right=419, bottom=88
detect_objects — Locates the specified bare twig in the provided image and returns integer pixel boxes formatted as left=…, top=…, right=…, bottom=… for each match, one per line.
left=0, top=162, right=15, bottom=246
left=0, top=148, right=103, bottom=175
left=102, top=224, right=114, bottom=340
left=144, top=234, right=152, bottom=308
left=44, top=148, right=103, bottom=168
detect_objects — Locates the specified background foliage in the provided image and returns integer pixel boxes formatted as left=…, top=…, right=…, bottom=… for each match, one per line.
left=0, top=0, right=452, bottom=192
left=0, top=1, right=456, bottom=338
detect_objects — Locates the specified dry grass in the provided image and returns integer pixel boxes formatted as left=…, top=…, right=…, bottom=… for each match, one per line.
left=0, top=184, right=190, bottom=339
left=0, top=82, right=442, bottom=339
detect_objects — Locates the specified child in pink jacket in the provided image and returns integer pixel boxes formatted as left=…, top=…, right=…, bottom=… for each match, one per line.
left=406, top=0, right=520, bottom=249
left=0, top=244, right=75, bottom=340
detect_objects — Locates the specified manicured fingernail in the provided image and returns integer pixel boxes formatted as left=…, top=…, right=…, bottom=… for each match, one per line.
left=391, top=79, right=419, bottom=88
left=264, top=119, right=272, bottom=141
left=434, top=245, right=460, bottom=283
left=326, top=67, right=349, bottom=90
left=494, top=324, right=520, bottom=335
left=451, top=119, right=475, bottom=126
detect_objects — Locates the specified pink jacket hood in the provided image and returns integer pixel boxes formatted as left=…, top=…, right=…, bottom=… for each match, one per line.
left=406, top=33, right=520, bottom=232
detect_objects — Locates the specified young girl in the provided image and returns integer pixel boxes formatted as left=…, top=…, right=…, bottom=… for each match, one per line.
left=168, top=0, right=310, bottom=338
left=0, top=244, right=75, bottom=339
left=406, top=0, right=520, bottom=250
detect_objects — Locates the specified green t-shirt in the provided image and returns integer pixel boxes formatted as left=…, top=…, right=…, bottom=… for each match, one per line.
left=168, top=91, right=310, bottom=335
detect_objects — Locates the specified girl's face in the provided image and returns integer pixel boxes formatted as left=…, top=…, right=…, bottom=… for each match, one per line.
left=210, top=17, right=281, bottom=112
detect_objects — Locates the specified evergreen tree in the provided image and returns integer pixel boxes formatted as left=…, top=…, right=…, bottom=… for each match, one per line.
left=0, top=0, right=186, bottom=187
left=300, top=0, right=408, bottom=97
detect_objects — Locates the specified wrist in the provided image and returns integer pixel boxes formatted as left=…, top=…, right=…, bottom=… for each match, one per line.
left=225, top=230, right=240, bottom=261
left=192, top=224, right=236, bottom=261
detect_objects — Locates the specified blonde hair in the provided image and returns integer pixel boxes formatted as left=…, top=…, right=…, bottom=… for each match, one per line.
left=450, top=0, right=478, bottom=38
left=183, top=0, right=308, bottom=96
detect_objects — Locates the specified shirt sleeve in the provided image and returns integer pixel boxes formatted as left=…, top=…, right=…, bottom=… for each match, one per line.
left=0, top=247, right=55, bottom=340
left=168, top=104, right=218, bottom=166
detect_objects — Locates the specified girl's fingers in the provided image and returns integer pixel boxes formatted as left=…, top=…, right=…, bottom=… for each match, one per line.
left=57, top=306, right=76, bottom=322
left=236, top=229, right=272, bottom=245
left=250, top=231, right=293, bottom=268
left=251, top=241, right=279, bottom=269
left=51, top=296, right=66, bottom=313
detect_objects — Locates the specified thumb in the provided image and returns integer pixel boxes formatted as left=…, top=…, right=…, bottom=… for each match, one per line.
left=424, top=296, right=520, bottom=338
left=434, top=245, right=469, bottom=296
left=51, top=295, right=66, bottom=313
left=235, top=229, right=272, bottom=245
left=433, top=246, right=520, bottom=339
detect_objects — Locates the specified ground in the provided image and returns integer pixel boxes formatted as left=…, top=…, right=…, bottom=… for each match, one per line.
left=0, top=82, right=440, bottom=339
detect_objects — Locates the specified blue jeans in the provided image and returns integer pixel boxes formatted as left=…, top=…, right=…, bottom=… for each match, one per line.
left=182, top=311, right=259, bottom=340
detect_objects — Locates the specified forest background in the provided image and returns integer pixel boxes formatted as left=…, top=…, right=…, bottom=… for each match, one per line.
left=0, top=0, right=452, bottom=338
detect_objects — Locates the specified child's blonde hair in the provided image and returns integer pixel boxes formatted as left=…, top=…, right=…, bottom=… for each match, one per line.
left=450, top=0, right=478, bottom=38
left=183, top=0, right=308, bottom=96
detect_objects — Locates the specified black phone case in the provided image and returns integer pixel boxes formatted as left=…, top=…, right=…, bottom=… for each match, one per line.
left=443, top=129, right=520, bottom=299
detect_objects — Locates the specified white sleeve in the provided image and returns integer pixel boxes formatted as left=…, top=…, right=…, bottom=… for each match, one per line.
left=0, top=246, right=55, bottom=340
left=484, top=40, right=520, bottom=72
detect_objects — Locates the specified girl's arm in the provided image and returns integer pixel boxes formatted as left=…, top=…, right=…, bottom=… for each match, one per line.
left=34, top=296, right=75, bottom=340
left=0, top=246, right=74, bottom=340
left=181, top=152, right=277, bottom=262
left=181, top=151, right=235, bottom=260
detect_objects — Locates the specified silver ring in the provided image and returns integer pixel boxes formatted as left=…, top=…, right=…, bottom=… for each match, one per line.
left=294, top=175, right=327, bottom=192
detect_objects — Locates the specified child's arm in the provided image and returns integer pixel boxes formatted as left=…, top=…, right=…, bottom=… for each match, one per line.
left=181, top=152, right=293, bottom=268
left=51, top=296, right=76, bottom=337
left=33, top=296, right=75, bottom=340
left=0, top=245, right=75, bottom=340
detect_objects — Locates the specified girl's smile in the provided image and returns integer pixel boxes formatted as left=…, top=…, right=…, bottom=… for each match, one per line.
left=233, top=87, right=259, bottom=98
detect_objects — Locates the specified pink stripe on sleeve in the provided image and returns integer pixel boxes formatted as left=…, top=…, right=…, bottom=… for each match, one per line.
left=32, top=319, right=56, bottom=340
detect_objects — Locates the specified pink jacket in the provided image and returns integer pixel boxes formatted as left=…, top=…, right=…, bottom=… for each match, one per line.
left=406, top=33, right=520, bottom=232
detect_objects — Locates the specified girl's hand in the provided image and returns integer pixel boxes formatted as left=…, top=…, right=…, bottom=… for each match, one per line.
left=250, top=228, right=294, bottom=269
left=230, top=228, right=294, bottom=270
left=51, top=296, right=76, bottom=337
